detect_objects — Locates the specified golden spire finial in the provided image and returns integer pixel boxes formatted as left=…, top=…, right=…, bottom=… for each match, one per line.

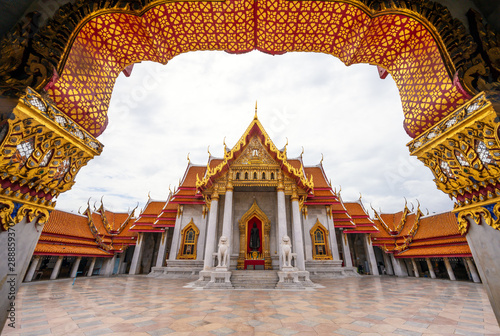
left=359, top=192, right=362, bottom=201
left=320, top=153, right=324, bottom=165
left=300, top=146, right=304, bottom=158
left=223, top=136, right=227, bottom=148
left=207, top=145, right=211, bottom=157
left=148, top=191, right=151, bottom=200
left=187, top=152, right=190, bottom=163
left=254, top=101, right=258, bottom=119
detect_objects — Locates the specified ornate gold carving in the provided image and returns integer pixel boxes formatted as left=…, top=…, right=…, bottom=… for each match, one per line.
left=310, top=219, right=332, bottom=260
left=178, top=218, right=199, bottom=259
left=237, top=200, right=272, bottom=270
left=0, top=88, right=102, bottom=230
left=197, top=117, right=313, bottom=193
left=409, top=92, right=500, bottom=232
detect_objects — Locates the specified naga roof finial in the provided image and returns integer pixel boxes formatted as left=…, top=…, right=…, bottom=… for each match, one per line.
left=300, top=146, right=304, bottom=158
left=207, top=145, right=211, bottom=157
left=187, top=152, right=190, bottom=163
left=320, top=153, right=324, bottom=165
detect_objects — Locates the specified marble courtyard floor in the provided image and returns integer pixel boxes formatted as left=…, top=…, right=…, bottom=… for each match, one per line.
left=3, top=275, right=500, bottom=336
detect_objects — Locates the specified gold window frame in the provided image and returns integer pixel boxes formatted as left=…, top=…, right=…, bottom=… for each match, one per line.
left=310, top=219, right=333, bottom=260
left=178, top=219, right=200, bottom=259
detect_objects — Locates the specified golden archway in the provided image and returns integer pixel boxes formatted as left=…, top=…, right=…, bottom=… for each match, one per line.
left=178, top=219, right=200, bottom=259
left=237, top=200, right=272, bottom=270
left=3, top=1, right=484, bottom=139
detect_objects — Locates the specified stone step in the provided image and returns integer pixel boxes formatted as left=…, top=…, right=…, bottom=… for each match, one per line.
left=230, top=270, right=279, bottom=289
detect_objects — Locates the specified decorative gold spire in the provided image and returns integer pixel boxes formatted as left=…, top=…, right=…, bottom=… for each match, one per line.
left=187, top=152, right=190, bottom=164
left=207, top=145, right=211, bottom=157
left=300, top=146, right=304, bottom=158
left=254, top=101, right=258, bottom=119
left=320, top=153, right=324, bottom=165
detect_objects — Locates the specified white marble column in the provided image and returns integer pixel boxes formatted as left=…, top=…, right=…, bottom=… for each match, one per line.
left=363, top=234, right=379, bottom=275
left=325, top=207, right=340, bottom=261
left=443, top=257, right=456, bottom=280
left=291, top=188, right=306, bottom=270
left=341, top=232, right=353, bottom=267
left=390, top=254, right=407, bottom=276
left=24, top=256, right=41, bottom=282
left=129, top=232, right=145, bottom=274
left=50, top=256, right=64, bottom=280
left=87, top=257, right=96, bottom=277
left=169, top=206, right=184, bottom=260
left=425, top=258, right=436, bottom=278
left=103, top=254, right=116, bottom=276
left=221, top=179, right=234, bottom=244
left=465, top=257, right=481, bottom=283
left=277, top=174, right=287, bottom=269
left=155, top=230, right=169, bottom=267
left=70, top=257, right=82, bottom=278
left=203, top=188, right=219, bottom=270
left=382, top=252, right=394, bottom=275
left=411, top=258, right=420, bottom=277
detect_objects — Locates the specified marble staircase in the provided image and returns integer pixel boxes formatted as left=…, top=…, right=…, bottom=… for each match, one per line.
left=230, top=270, right=279, bottom=289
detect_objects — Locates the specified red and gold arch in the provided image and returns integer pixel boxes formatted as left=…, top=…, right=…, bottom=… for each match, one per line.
left=45, top=0, right=470, bottom=138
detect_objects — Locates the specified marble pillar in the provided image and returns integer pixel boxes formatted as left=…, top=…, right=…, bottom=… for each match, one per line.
left=425, top=258, right=436, bottom=279
left=411, top=258, right=420, bottom=277
left=390, top=254, right=408, bottom=277
left=24, top=256, right=41, bottom=282
left=203, top=189, right=219, bottom=270
left=325, top=209, right=340, bottom=261
left=277, top=188, right=287, bottom=269
left=87, top=257, right=97, bottom=277
left=169, top=206, right=184, bottom=260
left=443, top=257, right=456, bottom=281
left=363, top=234, right=379, bottom=275
left=291, top=189, right=306, bottom=270
left=103, top=254, right=116, bottom=276
left=155, top=230, right=169, bottom=267
left=129, top=232, right=145, bottom=274
left=382, top=252, right=394, bottom=275
left=50, top=256, right=64, bottom=280
left=70, top=257, right=82, bottom=278
left=221, top=184, right=233, bottom=245
left=341, top=232, right=353, bottom=267
left=465, top=257, right=481, bottom=283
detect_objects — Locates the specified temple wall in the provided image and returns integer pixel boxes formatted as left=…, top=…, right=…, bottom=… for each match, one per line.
left=232, top=190, right=278, bottom=257
left=302, top=206, right=329, bottom=261
left=178, top=204, right=205, bottom=259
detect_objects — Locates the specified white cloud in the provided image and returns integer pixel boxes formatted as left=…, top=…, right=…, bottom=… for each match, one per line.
left=55, top=51, right=453, bottom=215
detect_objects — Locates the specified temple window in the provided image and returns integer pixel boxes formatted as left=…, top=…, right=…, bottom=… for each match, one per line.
left=236, top=172, right=240, bottom=180
left=262, top=172, right=266, bottom=180
left=253, top=172, right=257, bottom=179
left=178, top=219, right=200, bottom=259
left=310, top=219, right=332, bottom=260
left=270, top=172, right=275, bottom=180
left=245, top=172, right=249, bottom=180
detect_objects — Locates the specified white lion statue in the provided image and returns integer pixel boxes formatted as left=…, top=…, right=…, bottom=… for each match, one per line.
left=217, top=235, right=230, bottom=268
left=280, top=235, right=292, bottom=268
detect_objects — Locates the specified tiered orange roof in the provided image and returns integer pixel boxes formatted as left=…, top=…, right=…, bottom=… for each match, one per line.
left=343, top=200, right=378, bottom=233
left=130, top=199, right=167, bottom=232
left=371, top=201, right=470, bottom=258
left=34, top=210, right=113, bottom=257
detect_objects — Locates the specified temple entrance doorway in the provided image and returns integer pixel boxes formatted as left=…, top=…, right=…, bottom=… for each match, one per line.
left=237, top=201, right=272, bottom=270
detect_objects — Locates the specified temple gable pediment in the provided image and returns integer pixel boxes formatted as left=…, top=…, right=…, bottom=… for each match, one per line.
left=231, top=136, right=279, bottom=168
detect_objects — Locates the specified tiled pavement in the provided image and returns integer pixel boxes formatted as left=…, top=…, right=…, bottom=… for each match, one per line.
left=2, top=275, right=500, bottom=336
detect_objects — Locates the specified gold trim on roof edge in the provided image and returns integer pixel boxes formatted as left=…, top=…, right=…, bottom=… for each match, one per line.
left=196, top=115, right=314, bottom=192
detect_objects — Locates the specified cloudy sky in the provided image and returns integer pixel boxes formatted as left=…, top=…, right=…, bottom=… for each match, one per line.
left=55, top=50, right=454, bottom=216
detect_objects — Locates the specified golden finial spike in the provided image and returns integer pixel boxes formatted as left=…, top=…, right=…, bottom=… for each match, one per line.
left=148, top=191, right=151, bottom=200
left=254, top=101, right=258, bottom=119
left=223, top=136, right=226, bottom=147
left=359, top=192, right=362, bottom=201
left=300, top=146, right=304, bottom=158
left=187, top=152, right=190, bottom=163
left=78, top=206, right=82, bottom=215
left=207, top=145, right=211, bottom=157
left=320, top=153, right=324, bottom=165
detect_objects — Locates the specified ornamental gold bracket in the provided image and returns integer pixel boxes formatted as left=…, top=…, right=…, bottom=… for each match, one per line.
left=0, top=87, right=103, bottom=230
left=408, top=92, right=500, bottom=232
